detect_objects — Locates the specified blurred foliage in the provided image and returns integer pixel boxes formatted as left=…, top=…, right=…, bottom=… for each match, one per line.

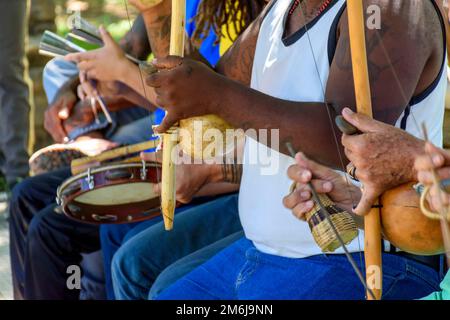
left=54, top=0, right=137, bottom=41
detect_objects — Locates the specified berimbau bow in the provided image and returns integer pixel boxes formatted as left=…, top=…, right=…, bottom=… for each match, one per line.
left=123, top=0, right=184, bottom=230
left=160, top=0, right=186, bottom=230
left=346, top=0, right=383, bottom=300
left=297, top=0, right=383, bottom=300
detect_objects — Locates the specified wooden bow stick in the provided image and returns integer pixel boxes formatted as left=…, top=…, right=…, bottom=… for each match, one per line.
left=160, top=0, right=186, bottom=230
left=71, top=139, right=160, bottom=174
left=347, top=0, right=383, bottom=300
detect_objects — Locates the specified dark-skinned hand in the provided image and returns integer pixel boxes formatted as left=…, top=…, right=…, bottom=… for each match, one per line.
left=146, top=56, right=227, bottom=133
left=341, top=107, right=425, bottom=216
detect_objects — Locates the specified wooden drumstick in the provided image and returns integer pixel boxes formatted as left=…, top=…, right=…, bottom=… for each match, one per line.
left=71, top=139, right=160, bottom=174
left=160, top=0, right=186, bottom=231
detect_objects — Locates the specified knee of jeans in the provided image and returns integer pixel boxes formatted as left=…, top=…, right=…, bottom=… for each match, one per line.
left=111, top=245, right=138, bottom=286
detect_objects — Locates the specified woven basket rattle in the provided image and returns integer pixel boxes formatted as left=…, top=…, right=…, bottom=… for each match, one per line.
left=291, top=183, right=358, bottom=252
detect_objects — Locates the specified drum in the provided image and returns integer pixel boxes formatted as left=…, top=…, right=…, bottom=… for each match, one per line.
left=56, top=162, right=162, bottom=224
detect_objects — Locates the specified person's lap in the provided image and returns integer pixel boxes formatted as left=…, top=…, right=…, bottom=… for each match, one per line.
left=100, top=195, right=224, bottom=299
left=156, top=238, right=441, bottom=300
left=111, top=193, right=242, bottom=300
left=24, top=203, right=100, bottom=299
left=148, top=230, right=245, bottom=299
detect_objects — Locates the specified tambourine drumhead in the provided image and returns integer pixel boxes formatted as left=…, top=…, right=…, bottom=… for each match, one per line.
left=57, top=162, right=162, bottom=224
left=75, top=182, right=157, bottom=205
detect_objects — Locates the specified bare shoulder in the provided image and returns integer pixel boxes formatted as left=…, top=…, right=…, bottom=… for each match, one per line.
left=327, top=0, right=444, bottom=124
left=216, top=0, right=275, bottom=86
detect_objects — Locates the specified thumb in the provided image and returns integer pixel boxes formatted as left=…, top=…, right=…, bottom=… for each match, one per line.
left=99, top=26, right=115, bottom=47
left=354, top=187, right=379, bottom=216
left=153, top=56, right=184, bottom=70
left=342, top=107, right=384, bottom=133
left=58, top=101, right=73, bottom=119
left=58, top=107, right=69, bottom=120
left=154, top=113, right=178, bottom=134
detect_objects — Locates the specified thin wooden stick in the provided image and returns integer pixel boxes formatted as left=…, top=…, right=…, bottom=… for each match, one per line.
left=71, top=139, right=159, bottom=174
left=347, top=0, right=382, bottom=300
left=161, top=0, right=186, bottom=231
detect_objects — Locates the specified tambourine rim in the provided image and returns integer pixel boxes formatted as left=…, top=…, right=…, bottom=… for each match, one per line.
left=56, top=162, right=160, bottom=202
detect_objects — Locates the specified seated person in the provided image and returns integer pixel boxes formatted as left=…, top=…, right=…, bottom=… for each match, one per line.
left=128, top=0, right=446, bottom=300
left=30, top=15, right=154, bottom=175
left=9, top=14, right=155, bottom=300
left=285, top=111, right=450, bottom=300
left=9, top=0, right=261, bottom=300
left=69, top=0, right=264, bottom=300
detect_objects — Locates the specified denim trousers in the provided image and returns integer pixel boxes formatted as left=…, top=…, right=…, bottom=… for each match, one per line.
left=111, top=193, right=243, bottom=300
left=100, top=201, right=201, bottom=300
left=156, top=238, right=442, bottom=300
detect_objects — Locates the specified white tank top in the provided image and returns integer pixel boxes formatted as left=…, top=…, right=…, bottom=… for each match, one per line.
left=239, top=0, right=447, bottom=258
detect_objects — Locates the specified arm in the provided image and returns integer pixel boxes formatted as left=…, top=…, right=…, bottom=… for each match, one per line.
left=148, top=0, right=441, bottom=168
left=130, top=0, right=208, bottom=62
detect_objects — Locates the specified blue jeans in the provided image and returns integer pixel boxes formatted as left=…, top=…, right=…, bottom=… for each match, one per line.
left=149, top=230, right=244, bottom=299
left=156, top=238, right=441, bottom=300
left=101, top=203, right=197, bottom=300
left=111, top=193, right=242, bottom=300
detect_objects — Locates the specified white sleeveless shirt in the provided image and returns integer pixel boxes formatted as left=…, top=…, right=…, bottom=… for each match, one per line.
left=239, top=0, right=447, bottom=258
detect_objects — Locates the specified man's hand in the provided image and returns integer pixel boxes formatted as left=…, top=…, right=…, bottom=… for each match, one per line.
left=141, top=150, right=223, bottom=203
left=78, top=71, right=129, bottom=101
left=128, top=0, right=165, bottom=12
left=44, top=86, right=78, bottom=142
left=62, top=99, right=96, bottom=137
left=415, top=143, right=450, bottom=211
left=341, top=107, right=425, bottom=216
left=146, top=56, right=226, bottom=133
left=283, top=152, right=361, bottom=220
left=66, top=27, right=132, bottom=83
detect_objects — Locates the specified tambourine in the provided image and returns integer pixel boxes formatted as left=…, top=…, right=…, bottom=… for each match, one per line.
left=56, top=161, right=163, bottom=224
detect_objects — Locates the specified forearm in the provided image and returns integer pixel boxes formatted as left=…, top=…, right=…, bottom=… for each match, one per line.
left=140, top=1, right=172, bottom=58
left=195, top=182, right=240, bottom=198
left=117, top=60, right=158, bottom=105
left=116, top=85, right=157, bottom=111
left=215, top=79, right=343, bottom=168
